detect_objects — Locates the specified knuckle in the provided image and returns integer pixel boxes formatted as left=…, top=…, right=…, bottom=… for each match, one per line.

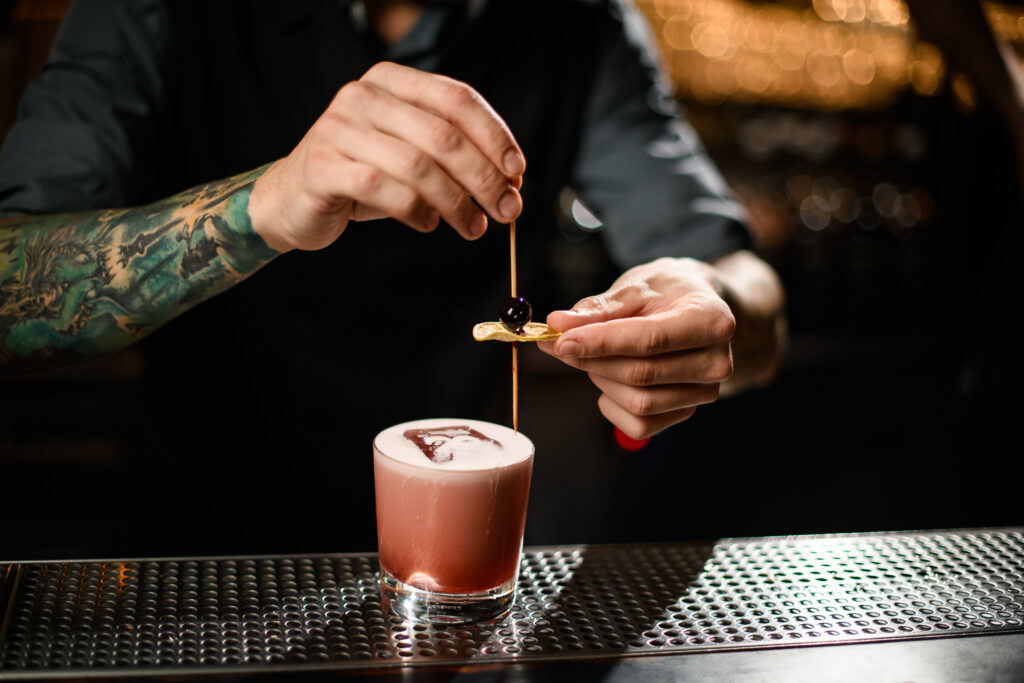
left=474, top=159, right=504, bottom=193
left=712, top=308, right=737, bottom=341
left=441, top=78, right=477, bottom=108
left=350, top=165, right=381, bottom=196
left=586, top=334, right=607, bottom=357
left=574, top=295, right=605, bottom=312
left=330, top=86, right=350, bottom=108
left=705, top=347, right=734, bottom=382
left=428, top=118, right=462, bottom=154
left=611, top=284, right=643, bottom=305
left=442, top=188, right=468, bottom=217
left=629, top=389, right=656, bottom=417
left=626, top=360, right=658, bottom=387
left=336, top=80, right=371, bottom=106
left=395, top=189, right=421, bottom=220
left=399, top=148, right=430, bottom=178
left=641, top=326, right=670, bottom=355
left=302, top=147, right=330, bottom=177
left=364, top=61, right=394, bottom=80
left=316, top=108, right=345, bottom=133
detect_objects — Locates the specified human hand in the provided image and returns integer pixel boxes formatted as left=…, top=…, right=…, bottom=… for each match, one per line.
left=249, top=62, right=525, bottom=253
left=538, top=257, right=736, bottom=440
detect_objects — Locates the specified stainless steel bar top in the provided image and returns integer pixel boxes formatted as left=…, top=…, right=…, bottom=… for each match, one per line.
left=1, top=527, right=1022, bottom=680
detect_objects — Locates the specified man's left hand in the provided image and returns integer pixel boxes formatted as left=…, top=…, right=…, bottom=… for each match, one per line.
left=539, top=251, right=786, bottom=440
left=538, top=257, right=737, bottom=440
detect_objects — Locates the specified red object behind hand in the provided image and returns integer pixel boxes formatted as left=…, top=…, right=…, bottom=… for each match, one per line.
left=614, top=427, right=650, bottom=452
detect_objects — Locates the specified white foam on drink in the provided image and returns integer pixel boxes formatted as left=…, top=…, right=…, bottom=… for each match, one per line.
left=375, top=418, right=533, bottom=471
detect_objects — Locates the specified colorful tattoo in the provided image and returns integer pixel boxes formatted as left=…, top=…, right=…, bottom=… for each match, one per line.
left=0, top=166, right=278, bottom=373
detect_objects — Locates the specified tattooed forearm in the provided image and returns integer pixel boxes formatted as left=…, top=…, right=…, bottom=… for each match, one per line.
left=0, top=165, right=278, bottom=374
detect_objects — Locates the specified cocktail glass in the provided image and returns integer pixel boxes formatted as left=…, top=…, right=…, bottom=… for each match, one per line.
left=373, top=418, right=534, bottom=623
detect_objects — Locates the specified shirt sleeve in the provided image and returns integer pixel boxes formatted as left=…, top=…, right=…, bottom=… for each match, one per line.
left=0, top=0, right=169, bottom=213
left=570, top=0, right=753, bottom=269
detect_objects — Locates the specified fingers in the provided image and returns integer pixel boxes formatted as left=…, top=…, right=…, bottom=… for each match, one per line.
left=597, top=394, right=698, bottom=440
left=549, top=305, right=734, bottom=359
left=252, top=63, right=525, bottom=252
left=549, top=344, right=734, bottom=387
left=590, top=373, right=720, bottom=418
left=324, top=113, right=485, bottom=236
left=536, top=340, right=732, bottom=440
left=362, top=62, right=525, bottom=178
left=538, top=258, right=742, bottom=439
left=331, top=157, right=443, bottom=233
left=355, top=63, right=524, bottom=231
left=584, top=349, right=727, bottom=439
left=546, top=271, right=734, bottom=358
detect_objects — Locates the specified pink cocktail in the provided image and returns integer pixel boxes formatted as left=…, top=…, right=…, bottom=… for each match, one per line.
left=373, top=418, right=534, bottom=623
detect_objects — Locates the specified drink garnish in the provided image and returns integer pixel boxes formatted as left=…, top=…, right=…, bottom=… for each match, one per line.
left=499, top=295, right=532, bottom=334
left=472, top=321, right=560, bottom=342
left=473, top=220, right=560, bottom=343
left=471, top=215, right=562, bottom=432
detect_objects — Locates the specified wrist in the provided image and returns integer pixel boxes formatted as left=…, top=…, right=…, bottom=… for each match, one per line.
left=248, top=160, right=295, bottom=254
left=214, top=164, right=283, bottom=270
left=709, top=250, right=788, bottom=394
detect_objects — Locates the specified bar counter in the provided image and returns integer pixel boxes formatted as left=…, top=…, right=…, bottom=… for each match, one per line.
left=2, top=527, right=1022, bottom=681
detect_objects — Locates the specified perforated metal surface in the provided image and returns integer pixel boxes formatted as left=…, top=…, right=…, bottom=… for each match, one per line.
left=1, top=528, right=1022, bottom=678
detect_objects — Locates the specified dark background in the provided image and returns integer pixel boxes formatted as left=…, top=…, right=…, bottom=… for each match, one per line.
left=1, top=0, right=1021, bottom=561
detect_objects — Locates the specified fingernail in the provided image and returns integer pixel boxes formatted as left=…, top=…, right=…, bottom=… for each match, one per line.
left=558, top=340, right=580, bottom=358
left=504, top=149, right=525, bottom=176
left=498, top=191, right=519, bottom=221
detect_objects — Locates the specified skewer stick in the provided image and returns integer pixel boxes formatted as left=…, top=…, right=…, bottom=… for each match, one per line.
left=512, top=342, right=519, bottom=433
left=510, top=219, right=519, bottom=433
left=509, top=220, right=518, bottom=297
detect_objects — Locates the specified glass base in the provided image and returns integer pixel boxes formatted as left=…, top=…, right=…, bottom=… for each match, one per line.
left=379, top=570, right=515, bottom=624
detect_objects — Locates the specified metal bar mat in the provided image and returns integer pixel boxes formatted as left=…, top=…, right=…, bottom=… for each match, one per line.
left=1, top=528, right=1022, bottom=677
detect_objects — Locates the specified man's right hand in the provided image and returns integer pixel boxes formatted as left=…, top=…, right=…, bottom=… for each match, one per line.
left=248, top=62, right=526, bottom=253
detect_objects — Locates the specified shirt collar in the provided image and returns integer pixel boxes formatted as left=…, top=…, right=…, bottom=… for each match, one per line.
left=341, top=0, right=487, bottom=64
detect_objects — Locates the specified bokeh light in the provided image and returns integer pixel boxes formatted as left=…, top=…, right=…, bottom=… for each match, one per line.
left=637, top=0, right=1023, bottom=111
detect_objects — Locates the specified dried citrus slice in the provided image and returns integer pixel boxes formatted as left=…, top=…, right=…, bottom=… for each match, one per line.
left=472, top=321, right=561, bottom=342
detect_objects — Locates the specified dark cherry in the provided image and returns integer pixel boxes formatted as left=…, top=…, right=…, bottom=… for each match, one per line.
left=499, top=296, right=532, bottom=334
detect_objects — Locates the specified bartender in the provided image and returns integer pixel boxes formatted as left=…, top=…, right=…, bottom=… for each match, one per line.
left=0, top=0, right=785, bottom=552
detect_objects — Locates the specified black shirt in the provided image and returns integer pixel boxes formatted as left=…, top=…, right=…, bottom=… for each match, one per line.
left=0, top=0, right=750, bottom=265
left=0, top=0, right=752, bottom=554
